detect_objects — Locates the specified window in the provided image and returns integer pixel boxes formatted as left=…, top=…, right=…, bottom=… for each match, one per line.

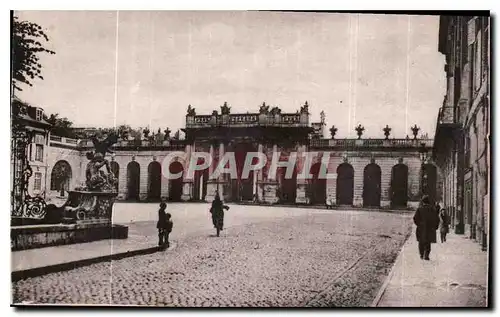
left=34, top=134, right=45, bottom=145
left=35, top=108, right=43, bottom=121
left=34, top=172, right=42, bottom=191
left=35, top=144, right=44, bottom=162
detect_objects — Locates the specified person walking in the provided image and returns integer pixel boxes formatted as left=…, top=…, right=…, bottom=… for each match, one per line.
left=413, top=195, right=440, bottom=260
left=439, top=207, right=450, bottom=243
left=157, top=202, right=173, bottom=248
left=210, top=191, right=229, bottom=237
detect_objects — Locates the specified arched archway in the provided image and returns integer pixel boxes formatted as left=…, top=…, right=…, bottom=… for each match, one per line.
left=147, top=161, right=162, bottom=201
left=110, top=161, right=119, bottom=191
left=126, top=161, right=140, bottom=201
left=422, top=163, right=437, bottom=204
left=277, top=166, right=297, bottom=204
left=391, top=164, right=408, bottom=208
left=363, top=163, right=381, bottom=207
left=308, top=163, right=326, bottom=204
left=230, top=143, right=257, bottom=202
left=50, top=160, right=72, bottom=196
left=336, top=163, right=354, bottom=205
left=193, top=157, right=209, bottom=201
left=168, top=161, right=184, bottom=202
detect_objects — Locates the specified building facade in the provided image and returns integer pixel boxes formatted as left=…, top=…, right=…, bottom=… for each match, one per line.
left=433, top=15, right=490, bottom=249
left=28, top=102, right=439, bottom=211
left=11, top=97, right=52, bottom=217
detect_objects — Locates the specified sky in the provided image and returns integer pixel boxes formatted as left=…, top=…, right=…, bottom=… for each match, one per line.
left=15, top=11, right=446, bottom=139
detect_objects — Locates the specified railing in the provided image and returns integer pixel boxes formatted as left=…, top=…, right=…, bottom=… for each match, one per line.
left=309, top=138, right=434, bottom=148
left=186, top=112, right=309, bottom=128
left=77, top=138, right=187, bottom=150
left=49, top=135, right=80, bottom=148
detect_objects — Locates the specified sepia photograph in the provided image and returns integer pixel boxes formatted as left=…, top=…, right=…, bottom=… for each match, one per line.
left=10, top=10, right=490, bottom=307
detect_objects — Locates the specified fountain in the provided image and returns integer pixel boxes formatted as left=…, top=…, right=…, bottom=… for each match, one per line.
left=11, top=133, right=129, bottom=251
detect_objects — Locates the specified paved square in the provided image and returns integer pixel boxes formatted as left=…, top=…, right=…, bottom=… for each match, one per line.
left=12, top=204, right=413, bottom=307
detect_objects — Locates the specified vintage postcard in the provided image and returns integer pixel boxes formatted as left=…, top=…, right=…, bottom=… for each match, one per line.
left=10, top=11, right=490, bottom=307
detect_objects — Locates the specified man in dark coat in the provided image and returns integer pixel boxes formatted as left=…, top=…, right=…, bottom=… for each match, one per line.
left=210, top=192, right=229, bottom=231
left=413, top=195, right=440, bottom=260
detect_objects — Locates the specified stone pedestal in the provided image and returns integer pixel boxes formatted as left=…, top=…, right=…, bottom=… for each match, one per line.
left=11, top=190, right=129, bottom=251
left=353, top=197, right=363, bottom=208
left=295, top=183, right=308, bottom=204
left=181, top=181, right=193, bottom=201
left=380, top=200, right=391, bottom=209
left=63, top=191, right=116, bottom=223
left=261, top=182, right=279, bottom=204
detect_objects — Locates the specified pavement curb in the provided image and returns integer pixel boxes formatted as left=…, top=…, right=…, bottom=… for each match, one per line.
left=11, top=243, right=173, bottom=282
left=370, top=232, right=412, bottom=307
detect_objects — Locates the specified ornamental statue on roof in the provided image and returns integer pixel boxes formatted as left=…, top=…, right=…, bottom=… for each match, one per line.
left=220, top=102, right=231, bottom=115
left=300, top=101, right=310, bottom=114
left=186, top=104, right=196, bottom=116
left=270, top=106, right=282, bottom=116
left=259, top=102, right=270, bottom=114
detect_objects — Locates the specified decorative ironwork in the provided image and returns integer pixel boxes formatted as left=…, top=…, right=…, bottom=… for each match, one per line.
left=355, top=124, right=365, bottom=139
left=11, top=119, right=47, bottom=219
left=383, top=125, right=391, bottom=139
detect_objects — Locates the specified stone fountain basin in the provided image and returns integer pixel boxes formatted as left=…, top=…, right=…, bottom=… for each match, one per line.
left=11, top=222, right=128, bottom=251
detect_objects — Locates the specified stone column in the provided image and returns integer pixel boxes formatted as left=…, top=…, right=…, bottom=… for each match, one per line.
left=254, top=142, right=264, bottom=201
left=380, top=157, right=392, bottom=208
left=295, top=143, right=308, bottom=204
left=262, top=143, right=278, bottom=204
left=352, top=157, right=364, bottom=207
left=325, top=153, right=339, bottom=206
left=117, top=159, right=128, bottom=200
left=139, top=158, right=148, bottom=201
left=181, top=144, right=193, bottom=201
left=160, top=155, right=169, bottom=201
left=218, top=142, right=227, bottom=200
left=205, top=142, right=218, bottom=202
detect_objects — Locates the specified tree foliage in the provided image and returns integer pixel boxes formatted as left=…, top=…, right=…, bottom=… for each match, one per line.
left=45, top=113, right=76, bottom=138
left=11, top=15, right=55, bottom=92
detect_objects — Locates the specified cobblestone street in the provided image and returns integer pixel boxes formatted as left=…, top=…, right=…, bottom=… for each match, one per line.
left=12, top=205, right=413, bottom=307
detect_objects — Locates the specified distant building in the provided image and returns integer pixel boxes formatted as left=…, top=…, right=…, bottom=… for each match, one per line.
left=18, top=101, right=438, bottom=211
left=433, top=15, right=490, bottom=250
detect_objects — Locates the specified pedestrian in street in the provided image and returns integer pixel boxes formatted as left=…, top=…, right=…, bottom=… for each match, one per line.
left=439, top=207, right=450, bottom=243
left=157, top=202, right=173, bottom=248
left=210, top=191, right=229, bottom=236
left=413, top=195, right=440, bottom=260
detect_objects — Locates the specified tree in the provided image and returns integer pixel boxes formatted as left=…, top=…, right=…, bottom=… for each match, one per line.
left=45, top=113, right=76, bottom=138
left=11, top=14, right=56, bottom=92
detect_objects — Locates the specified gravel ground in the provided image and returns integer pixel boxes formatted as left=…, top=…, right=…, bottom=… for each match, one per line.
left=12, top=210, right=412, bottom=307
